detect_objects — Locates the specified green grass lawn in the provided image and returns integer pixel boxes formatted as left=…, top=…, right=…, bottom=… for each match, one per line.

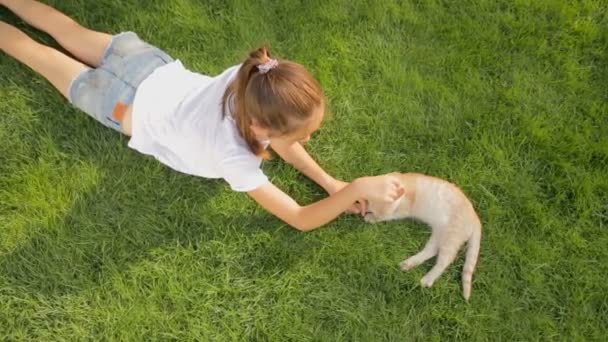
left=1, top=0, right=607, bottom=340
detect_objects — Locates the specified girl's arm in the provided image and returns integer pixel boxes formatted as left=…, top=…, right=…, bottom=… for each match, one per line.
left=270, top=140, right=366, bottom=214
left=247, top=175, right=403, bottom=232
left=270, top=140, right=339, bottom=193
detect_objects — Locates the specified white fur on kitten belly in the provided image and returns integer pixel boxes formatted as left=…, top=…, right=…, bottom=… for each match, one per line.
left=365, top=172, right=482, bottom=300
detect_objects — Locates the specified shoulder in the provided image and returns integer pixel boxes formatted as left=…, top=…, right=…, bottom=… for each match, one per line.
left=215, top=117, right=268, bottom=192
left=219, top=151, right=268, bottom=192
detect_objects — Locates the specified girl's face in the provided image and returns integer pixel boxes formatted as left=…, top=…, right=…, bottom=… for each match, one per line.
left=277, top=104, right=325, bottom=144
left=250, top=104, right=325, bottom=145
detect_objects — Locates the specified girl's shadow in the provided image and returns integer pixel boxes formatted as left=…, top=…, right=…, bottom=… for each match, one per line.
left=0, top=76, right=224, bottom=296
left=0, top=3, right=227, bottom=298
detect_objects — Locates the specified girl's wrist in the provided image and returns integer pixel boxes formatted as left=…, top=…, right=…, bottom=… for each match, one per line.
left=321, top=175, right=338, bottom=193
left=351, top=177, right=367, bottom=196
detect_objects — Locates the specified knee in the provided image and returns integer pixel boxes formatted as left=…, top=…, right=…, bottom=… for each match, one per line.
left=53, top=19, right=83, bottom=36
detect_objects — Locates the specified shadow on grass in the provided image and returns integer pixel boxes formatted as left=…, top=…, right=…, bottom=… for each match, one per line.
left=0, top=94, right=225, bottom=299
left=1, top=0, right=362, bottom=303
left=0, top=3, right=231, bottom=298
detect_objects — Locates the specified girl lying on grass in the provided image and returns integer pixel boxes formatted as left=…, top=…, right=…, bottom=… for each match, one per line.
left=0, top=0, right=404, bottom=231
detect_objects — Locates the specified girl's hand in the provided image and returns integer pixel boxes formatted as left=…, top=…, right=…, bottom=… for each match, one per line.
left=354, top=174, right=405, bottom=204
left=325, top=179, right=367, bottom=215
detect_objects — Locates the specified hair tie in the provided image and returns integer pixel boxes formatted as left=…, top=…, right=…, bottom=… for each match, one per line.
left=258, top=59, right=278, bottom=74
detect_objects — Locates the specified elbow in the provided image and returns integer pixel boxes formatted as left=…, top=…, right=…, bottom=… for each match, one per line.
left=291, top=222, right=314, bottom=232
left=285, top=206, right=322, bottom=232
left=290, top=209, right=318, bottom=232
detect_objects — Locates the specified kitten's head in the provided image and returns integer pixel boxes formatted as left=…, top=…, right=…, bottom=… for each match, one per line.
left=364, top=194, right=412, bottom=223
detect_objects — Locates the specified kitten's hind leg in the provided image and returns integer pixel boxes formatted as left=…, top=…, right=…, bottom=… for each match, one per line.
left=420, top=246, right=459, bottom=288
left=400, top=235, right=438, bottom=271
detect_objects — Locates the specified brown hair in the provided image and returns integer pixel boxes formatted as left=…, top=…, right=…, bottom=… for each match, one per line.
left=222, top=47, right=324, bottom=158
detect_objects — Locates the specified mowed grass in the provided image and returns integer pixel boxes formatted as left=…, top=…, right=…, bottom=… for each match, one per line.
left=1, top=0, right=607, bottom=340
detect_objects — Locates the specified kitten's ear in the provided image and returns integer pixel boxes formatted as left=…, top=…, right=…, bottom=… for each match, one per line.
left=396, top=186, right=405, bottom=199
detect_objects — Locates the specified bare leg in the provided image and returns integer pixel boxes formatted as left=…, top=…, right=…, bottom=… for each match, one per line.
left=1, top=0, right=112, bottom=66
left=419, top=247, right=459, bottom=288
left=399, top=236, right=438, bottom=271
left=0, top=21, right=89, bottom=99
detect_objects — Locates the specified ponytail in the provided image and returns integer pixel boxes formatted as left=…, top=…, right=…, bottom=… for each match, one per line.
left=222, top=46, right=324, bottom=159
left=222, top=47, right=272, bottom=158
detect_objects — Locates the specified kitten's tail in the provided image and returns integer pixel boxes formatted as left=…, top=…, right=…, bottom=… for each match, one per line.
left=462, top=222, right=481, bottom=301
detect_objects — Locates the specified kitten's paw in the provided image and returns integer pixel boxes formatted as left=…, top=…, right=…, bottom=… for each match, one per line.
left=399, top=259, right=416, bottom=271
left=364, top=213, right=378, bottom=223
left=420, top=275, right=435, bottom=288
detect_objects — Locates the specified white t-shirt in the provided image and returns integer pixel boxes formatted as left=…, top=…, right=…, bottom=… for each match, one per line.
left=128, top=60, right=269, bottom=192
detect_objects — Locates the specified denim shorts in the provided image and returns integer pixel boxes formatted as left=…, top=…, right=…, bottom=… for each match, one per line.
left=68, top=32, right=174, bottom=132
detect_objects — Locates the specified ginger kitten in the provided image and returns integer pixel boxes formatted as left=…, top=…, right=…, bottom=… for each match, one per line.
left=365, top=173, right=482, bottom=300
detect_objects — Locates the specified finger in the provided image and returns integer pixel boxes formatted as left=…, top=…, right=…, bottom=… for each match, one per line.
left=353, top=202, right=362, bottom=215
left=396, top=186, right=405, bottom=198
left=388, top=190, right=400, bottom=201
left=360, top=200, right=368, bottom=216
left=388, top=185, right=404, bottom=200
left=355, top=201, right=363, bottom=216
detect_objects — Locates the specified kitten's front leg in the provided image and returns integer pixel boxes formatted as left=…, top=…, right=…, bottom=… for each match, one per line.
left=400, top=236, right=438, bottom=271
left=365, top=197, right=406, bottom=224
left=364, top=212, right=381, bottom=223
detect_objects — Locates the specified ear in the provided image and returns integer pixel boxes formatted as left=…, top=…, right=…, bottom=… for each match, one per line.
left=250, top=120, right=271, bottom=140
left=369, top=195, right=406, bottom=221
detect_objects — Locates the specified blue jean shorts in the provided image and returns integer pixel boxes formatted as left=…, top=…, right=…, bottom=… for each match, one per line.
left=68, top=32, right=174, bottom=132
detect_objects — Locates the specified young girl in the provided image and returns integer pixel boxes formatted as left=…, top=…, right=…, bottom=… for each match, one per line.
left=0, top=0, right=404, bottom=231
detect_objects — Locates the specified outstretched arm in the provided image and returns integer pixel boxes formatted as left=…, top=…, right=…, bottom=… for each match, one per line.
left=248, top=175, right=403, bottom=232
left=270, top=140, right=336, bottom=192
left=270, top=140, right=365, bottom=213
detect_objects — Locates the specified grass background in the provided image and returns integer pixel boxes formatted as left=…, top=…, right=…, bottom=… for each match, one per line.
left=1, top=0, right=607, bottom=340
